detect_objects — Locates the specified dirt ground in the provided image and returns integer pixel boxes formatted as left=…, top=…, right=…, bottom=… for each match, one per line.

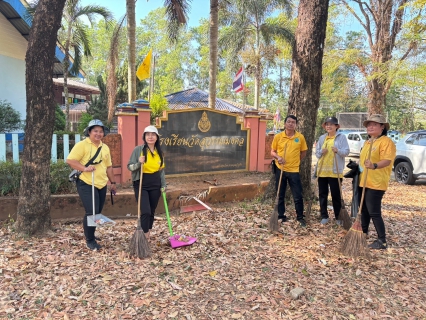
left=165, top=171, right=272, bottom=193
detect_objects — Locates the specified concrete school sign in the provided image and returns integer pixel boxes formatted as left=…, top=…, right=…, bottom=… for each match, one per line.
left=157, top=109, right=248, bottom=175
left=116, top=104, right=269, bottom=183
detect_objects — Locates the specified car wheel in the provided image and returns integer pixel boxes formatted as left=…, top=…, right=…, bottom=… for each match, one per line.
left=395, top=162, right=416, bottom=185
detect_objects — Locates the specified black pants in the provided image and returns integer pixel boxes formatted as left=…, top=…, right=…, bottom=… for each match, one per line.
left=76, top=179, right=107, bottom=242
left=318, top=177, right=342, bottom=220
left=133, top=171, right=161, bottom=233
left=358, top=187, right=386, bottom=242
left=274, top=169, right=304, bottom=220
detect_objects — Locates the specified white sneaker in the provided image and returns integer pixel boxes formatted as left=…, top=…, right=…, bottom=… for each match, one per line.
left=320, top=218, right=329, bottom=225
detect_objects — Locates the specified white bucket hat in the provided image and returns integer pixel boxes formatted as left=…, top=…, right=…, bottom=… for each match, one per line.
left=83, top=119, right=110, bottom=137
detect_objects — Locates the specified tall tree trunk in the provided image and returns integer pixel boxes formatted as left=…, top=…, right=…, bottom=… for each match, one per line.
left=208, top=0, right=219, bottom=109
left=367, top=78, right=386, bottom=115
left=287, top=0, right=330, bottom=197
left=64, top=24, right=73, bottom=131
left=254, top=56, right=261, bottom=109
left=126, top=0, right=136, bottom=102
left=16, top=0, right=67, bottom=235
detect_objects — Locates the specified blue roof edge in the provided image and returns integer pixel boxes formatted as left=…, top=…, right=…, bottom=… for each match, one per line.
left=4, top=0, right=84, bottom=79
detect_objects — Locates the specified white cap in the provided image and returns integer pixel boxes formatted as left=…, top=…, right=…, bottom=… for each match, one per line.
left=143, top=125, right=159, bottom=135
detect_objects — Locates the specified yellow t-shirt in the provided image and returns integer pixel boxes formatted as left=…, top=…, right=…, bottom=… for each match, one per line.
left=67, top=138, right=112, bottom=189
left=143, top=148, right=165, bottom=174
left=272, top=131, right=308, bottom=172
left=318, top=136, right=338, bottom=178
left=358, top=136, right=396, bottom=191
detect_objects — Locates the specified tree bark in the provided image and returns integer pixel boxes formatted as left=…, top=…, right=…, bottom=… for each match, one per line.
left=287, top=0, right=329, bottom=198
left=126, top=0, right=136, bottom=102
left=63, top=23, right=72, bottom=131
left=208, top=0, right=219, bottom=109
left=16, top=0, right=67, bottom=235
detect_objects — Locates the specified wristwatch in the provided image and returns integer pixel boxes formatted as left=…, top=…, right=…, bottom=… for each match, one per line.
left=373, top=163, right=378, bottom=170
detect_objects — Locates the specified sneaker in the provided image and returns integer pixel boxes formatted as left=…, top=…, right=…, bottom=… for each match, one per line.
left=368, top=239, right=387, bottom=250
left=320, top=218, right=329, bottom=225
left=298, top=219, right=307, bottom=228
left=279, top=216, right=288, bottom=223
left=86, top=240, right=102, bottom=251
left=335, top=220, right=343, bottom=226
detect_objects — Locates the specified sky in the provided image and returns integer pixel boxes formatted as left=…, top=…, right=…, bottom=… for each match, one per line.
left=80, top=0, right=210, bottom=27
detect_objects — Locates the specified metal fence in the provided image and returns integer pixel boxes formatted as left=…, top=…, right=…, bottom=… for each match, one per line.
left=0, top=133, right=81, bottom=163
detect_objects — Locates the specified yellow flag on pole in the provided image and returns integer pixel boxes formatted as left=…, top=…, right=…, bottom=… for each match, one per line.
left=136, top=48, right=152, bottom=81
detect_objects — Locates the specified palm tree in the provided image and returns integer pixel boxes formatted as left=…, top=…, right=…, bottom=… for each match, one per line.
left=126, top=0, right=190, bottom=104
left=208, top=0, right=219, bottom=109
left=219, top=0, right=294, bottom=109
left=62, top=0, right=113, bottom=130
left=126, top=0, right=136, bottom=103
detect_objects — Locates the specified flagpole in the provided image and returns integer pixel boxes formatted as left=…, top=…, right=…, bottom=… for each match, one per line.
left=242, top=65, right=246, bottom=109
left=149, top=54, right=156, bottom=102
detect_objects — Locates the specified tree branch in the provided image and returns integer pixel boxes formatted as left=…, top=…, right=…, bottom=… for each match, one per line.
left=342, top=0, right=374, bottom=50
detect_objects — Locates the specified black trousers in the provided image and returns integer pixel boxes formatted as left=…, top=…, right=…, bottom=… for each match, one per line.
left=133, top=171, right=161, bottom=233
left=274, top=169, right=304, bottom=221
left=76, top=179, right=107, bottom=242
left=358, top=187, right=386, bottom=242
left=318, top=177, right=342, bottom=220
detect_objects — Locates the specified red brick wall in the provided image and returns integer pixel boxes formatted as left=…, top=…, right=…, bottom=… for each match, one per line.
left=264, top=134, right=274, bottom=159
left=103, top=134, right=121, bottom=167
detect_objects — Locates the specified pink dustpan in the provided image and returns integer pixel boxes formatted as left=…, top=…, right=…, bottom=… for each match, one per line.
left=169, top=234, right=197, bottom=248
left=162, top=190, right=197, bottom=249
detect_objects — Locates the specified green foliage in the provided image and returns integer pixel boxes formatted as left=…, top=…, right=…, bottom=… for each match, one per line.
left=78, top=112, right=93, bottom=134
left=149, top=94, right=169, bottom=123
left=54, top=104, right=66, bottom=131
left=86, top=75, right=108, bottom=123
left=0, top=161, right=77, bottom=196
left=0, top=100, right=22, bottom=133
left=0, top=161, right=22, bottom=196
left=50, top=161, right=77, bottom=194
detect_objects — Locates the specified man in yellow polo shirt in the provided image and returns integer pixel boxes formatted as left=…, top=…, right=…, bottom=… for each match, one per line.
left=271, top=115, right=308, bottom=227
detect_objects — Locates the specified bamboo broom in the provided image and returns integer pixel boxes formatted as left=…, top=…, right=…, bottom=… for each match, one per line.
left=268, top=144, right=287, bottom=232
left=339, top=139, right=375, bottom=258
left=333, top=152, right=352, bottom=230
left=129, top=165, right=151, bottom=259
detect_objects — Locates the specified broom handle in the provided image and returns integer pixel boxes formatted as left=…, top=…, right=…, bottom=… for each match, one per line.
left=162, top=190, right=174, bottom=236
left=137, top=164, right=143, bottom=224
left=92, top=171, right=95, bottom=219
left=275, top=144, right=287, bottom=199
left=333, top=151, right=344, bottom=199
left=357, top=138, right=374, bottom=217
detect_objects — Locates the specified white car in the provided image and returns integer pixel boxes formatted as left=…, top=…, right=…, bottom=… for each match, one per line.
left=394, top=130, right=426, bottom=185
left=343, top=131, right=368, bottom=155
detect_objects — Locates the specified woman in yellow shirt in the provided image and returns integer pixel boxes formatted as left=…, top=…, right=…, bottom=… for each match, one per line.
left=315, top=116, right=350, bottom=225
left=358, top=114, right=396, bottom=250
left=66, top=119, right=117, bottom=251
left=127, top=126, right=166, bottom=241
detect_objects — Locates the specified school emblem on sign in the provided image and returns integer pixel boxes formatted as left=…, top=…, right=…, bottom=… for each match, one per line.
left=198, top=111, right=211, bottom=132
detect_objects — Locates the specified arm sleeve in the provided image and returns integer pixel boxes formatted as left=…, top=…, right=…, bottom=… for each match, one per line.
left=337, top=135, right=350, bottom=157
left=315, top=136, right=323, bottom=159
left=301, top=135, right=308, bottom=152
left=127, top=147, right=141, bottom=172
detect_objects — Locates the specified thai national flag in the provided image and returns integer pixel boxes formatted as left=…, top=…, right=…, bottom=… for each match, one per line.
left=233, top=67, right=244, bottom=93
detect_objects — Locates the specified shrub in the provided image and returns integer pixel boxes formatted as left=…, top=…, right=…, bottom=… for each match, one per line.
left=0, top=100, right=22, bottom=132
left=0, top=160, right=77, bottom=196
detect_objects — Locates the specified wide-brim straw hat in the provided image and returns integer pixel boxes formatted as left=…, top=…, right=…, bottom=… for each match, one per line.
left=363, top=114, right=390, bottom=130
left=322, top=116, right=340, bottom=129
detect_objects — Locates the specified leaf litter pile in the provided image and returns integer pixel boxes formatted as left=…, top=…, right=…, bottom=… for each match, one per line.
left=1, top=180, right=426, bottom=319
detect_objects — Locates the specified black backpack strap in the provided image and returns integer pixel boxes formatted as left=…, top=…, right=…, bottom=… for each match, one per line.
left=85, top=146, right=102, bottom=167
